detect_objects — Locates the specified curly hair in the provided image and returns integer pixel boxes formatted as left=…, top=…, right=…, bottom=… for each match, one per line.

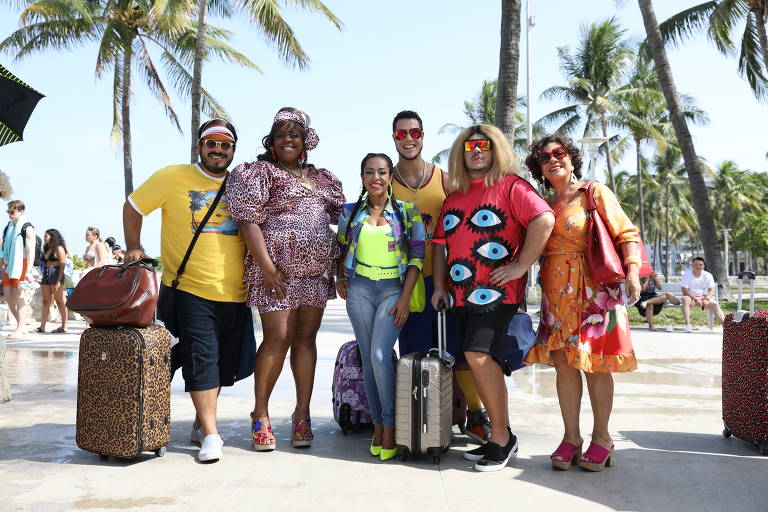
left=257, top=107, right=312, bottom=168
left=525, top=135, right=583, bottom=190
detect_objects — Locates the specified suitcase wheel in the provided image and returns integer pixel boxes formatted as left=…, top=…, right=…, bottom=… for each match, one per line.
left=398, top=447, right=409, bottom=462
left=722, top=425, right=731, bottom=438
left=432, top=456, right=440, bottom=465
left=98, top=454, right=108, bottom=460
left=759, top=443, right=768, bottom=456
left=154, top=447, right=166, bottom=457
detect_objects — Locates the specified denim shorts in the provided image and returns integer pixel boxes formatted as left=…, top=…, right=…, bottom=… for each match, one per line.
left=173, top=289, right=250, bottom=392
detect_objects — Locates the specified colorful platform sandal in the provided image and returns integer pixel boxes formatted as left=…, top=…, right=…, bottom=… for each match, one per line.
left=579, top=442, right=614, bottom=471
left=550, top=441, right=582, bottom=470
left=292, top=417, right=314, bottom=448
left=251, top=417, right=276, bottom=452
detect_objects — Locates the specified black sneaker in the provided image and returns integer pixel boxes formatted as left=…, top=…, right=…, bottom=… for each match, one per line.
left=474, top=432, right=518, bottom=472
left=463, top=443, right=487, bottom=461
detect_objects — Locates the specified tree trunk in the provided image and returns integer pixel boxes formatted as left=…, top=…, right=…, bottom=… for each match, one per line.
left=636, top=138, right=645, bottom=241
left=664, top=180, right=670, bottom=281
left=122, top=43, right=133, bottom=199
left=600, top=114, right=616, bottom=190
left=495, top=0, right=522, bottom=143
left=638, top=0, right=729, bottom=297
left=753, top=2, right=768, bottom=77
left=190, top=0, right=208, bottom=163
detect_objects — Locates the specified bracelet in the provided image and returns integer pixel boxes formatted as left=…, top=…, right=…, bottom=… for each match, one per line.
left=624, top=256, right=642, bottom=267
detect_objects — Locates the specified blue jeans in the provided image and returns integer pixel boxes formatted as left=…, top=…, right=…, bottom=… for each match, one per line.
left=346, top=275, right=402, bottom=428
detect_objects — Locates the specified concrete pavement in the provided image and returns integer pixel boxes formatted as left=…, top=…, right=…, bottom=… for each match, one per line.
left=1, top=299, right=766, bottom=512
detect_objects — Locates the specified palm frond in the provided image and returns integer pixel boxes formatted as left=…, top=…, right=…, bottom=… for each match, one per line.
left=656, top=2, right=718, bottom=49
left=737, top=11, right=768, bottom=100
left=135, top=36, right=181, bottom=131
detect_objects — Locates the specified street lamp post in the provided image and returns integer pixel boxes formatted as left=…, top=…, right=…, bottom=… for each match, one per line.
left=722, top=228, right=732, bottom=277
left=577, top=137, right=608, bottom=182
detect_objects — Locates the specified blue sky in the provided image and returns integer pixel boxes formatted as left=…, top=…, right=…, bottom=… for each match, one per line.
left=1, top=0, right=766, bottom=255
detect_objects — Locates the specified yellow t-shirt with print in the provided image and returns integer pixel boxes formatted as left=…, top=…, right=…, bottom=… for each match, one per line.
left=129, top=164, right=247, bottom=302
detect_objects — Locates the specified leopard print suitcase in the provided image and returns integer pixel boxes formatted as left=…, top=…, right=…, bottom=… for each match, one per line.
left=76, top=324, right=171, bottom=459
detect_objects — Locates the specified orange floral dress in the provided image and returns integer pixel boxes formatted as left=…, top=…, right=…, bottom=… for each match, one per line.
left=525, top=183, right=639, bottom=373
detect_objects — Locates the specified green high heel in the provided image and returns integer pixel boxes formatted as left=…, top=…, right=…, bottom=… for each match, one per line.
left=370, top=444, right=382, bottom=456
left=380, top=447, right=397, bottom=461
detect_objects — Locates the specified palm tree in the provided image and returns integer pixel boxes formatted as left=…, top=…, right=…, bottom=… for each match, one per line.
left=659, top=1, right=768, bottom=100
left=611, top=56, right=709, bottom=241
left=495, top=0, right=522, bottom=143
left=638, top=0, right=728, bottom=295
left=537, top=18, right=634, bottom=191
left=1, top=0, right=254, bottom=197
left=432, top=80, right=536, bottom=164
left=188, top=0, right=342, bottom=162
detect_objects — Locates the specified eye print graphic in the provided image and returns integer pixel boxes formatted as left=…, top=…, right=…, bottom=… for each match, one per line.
left=442, top=209, right=464, bottom=235
left=465, top=285, right=505, bottom=307
left=448, top=258, right=475, bottom=286
left=468, top=204, right=506, bottom=233
left=472, top=237, right=512, bottom=267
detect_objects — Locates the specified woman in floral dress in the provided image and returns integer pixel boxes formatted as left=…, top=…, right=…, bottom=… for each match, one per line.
left=227, top=107, right=344, bottom=452
left=524, top=135, right=641, bottom=472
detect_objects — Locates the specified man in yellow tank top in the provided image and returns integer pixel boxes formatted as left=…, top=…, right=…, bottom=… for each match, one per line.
left=390, top=110, right=491, bottom=444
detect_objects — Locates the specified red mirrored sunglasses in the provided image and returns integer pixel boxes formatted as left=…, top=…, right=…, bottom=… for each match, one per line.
left=394, top=128, right=423, bottom=140
left=464, top=139, right=492, bottom=152
left=537, top=146, right=568, bottom=164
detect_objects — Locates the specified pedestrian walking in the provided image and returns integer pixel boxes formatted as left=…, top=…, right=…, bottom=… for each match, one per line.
left=37, top=228, right=69, bottom=333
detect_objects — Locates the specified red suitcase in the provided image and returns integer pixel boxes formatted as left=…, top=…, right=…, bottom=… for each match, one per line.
left=722, top=270, right=768, bottom=455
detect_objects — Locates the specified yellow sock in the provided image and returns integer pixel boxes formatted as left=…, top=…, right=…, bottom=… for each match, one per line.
left=455, top=370, right=483, bottom=411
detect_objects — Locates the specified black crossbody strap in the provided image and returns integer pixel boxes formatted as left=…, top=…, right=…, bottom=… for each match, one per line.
left=171, top=175, right=228, bottom=289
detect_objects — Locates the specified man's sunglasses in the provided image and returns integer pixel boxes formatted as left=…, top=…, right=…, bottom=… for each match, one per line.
left=537, top=146, right=568, bottom=164
left=202, top=139, right=234, bottom=151
left=393, top=128, right=423, bottom=140
left=464, top=139, right=492, bottom=152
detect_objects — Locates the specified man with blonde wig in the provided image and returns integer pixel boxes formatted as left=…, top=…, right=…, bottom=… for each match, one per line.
left=431, top=124, right=555, bottom=471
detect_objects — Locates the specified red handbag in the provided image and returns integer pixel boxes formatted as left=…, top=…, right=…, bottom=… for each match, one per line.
left=582, top=182, right=652, bottom=285
left=67, top=259, right=158, bottom=327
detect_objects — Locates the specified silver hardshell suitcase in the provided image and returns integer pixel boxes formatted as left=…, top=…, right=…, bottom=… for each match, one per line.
left=395, top=310, right=454, bottom=464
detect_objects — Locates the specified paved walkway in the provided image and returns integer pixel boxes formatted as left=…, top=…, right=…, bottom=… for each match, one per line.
left=1, top=299, right=766, bottom=512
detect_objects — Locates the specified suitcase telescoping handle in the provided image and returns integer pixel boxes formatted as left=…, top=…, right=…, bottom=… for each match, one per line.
left=736, top=270, right=757, bottom=319
left=435, top=301, right=455, bottom=368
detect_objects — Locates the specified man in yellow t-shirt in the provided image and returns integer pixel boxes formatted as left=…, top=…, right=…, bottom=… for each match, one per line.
left=123, top=119, right=251, bottom=464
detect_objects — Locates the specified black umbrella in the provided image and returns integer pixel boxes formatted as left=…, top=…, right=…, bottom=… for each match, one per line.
left=0, top=63, right=44, bottom=147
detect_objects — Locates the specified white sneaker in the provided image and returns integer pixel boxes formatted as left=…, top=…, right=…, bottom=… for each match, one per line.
left=198, top=434, right=223, bottom=463
left=665, top=326, right=674, bottom=333
left=684, top=325, right=693, bottom=333
left=190, top=426, right=202, bottom=445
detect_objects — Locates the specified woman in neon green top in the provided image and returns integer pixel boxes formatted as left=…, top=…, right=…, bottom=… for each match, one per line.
left=336, top=153, right=425, bottom=461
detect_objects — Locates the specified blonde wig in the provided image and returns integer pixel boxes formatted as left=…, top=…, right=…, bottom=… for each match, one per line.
left=446, top=124, right=518, bottom=194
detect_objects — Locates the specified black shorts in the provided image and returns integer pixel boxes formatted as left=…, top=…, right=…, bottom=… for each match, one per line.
left=173, top=289, right=250, bottom=392
left=637, top=291, right=663, bottom=316
left=454, top=304, right=519, bottom=366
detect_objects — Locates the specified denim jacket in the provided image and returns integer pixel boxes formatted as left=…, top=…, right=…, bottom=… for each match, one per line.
left=337, top=199, right=425, bottom=281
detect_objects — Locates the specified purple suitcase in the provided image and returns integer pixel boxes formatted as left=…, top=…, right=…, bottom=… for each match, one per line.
left=332, top=340, right=397, bottom=434
left=722, top=271, right=768, bottom=455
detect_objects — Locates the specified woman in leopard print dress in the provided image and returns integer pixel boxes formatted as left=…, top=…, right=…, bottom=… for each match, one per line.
left=227, top=107, right=344, bottom=452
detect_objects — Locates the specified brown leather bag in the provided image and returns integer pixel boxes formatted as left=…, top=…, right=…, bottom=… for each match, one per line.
left=67, top=259, right=159, bottom=327
left=582, top=182, right=652, bottom=285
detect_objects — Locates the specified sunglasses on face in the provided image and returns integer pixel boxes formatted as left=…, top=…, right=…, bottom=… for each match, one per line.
left=202, top=139, right=234, bottom=151
left=536, top=146, right=568, bottom=164
left=393, top=128, right=423, bottom=140
left=464, top=139, right=492, bottom=152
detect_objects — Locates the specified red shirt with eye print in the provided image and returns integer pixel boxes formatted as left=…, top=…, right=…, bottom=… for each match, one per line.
left=433, top=174, right=552, bottom=311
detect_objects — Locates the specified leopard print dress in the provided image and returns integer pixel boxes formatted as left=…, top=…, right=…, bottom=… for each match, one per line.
left=227, top=159, right=344, bottom=313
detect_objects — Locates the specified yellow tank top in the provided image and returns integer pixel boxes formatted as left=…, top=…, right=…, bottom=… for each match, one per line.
left=355, top=223, right=399, bottom=268
left=391, top=164, right=446, bottom=276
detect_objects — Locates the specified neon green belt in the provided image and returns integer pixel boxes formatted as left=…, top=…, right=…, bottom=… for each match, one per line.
left=355, top=260, right=400, bottom=281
